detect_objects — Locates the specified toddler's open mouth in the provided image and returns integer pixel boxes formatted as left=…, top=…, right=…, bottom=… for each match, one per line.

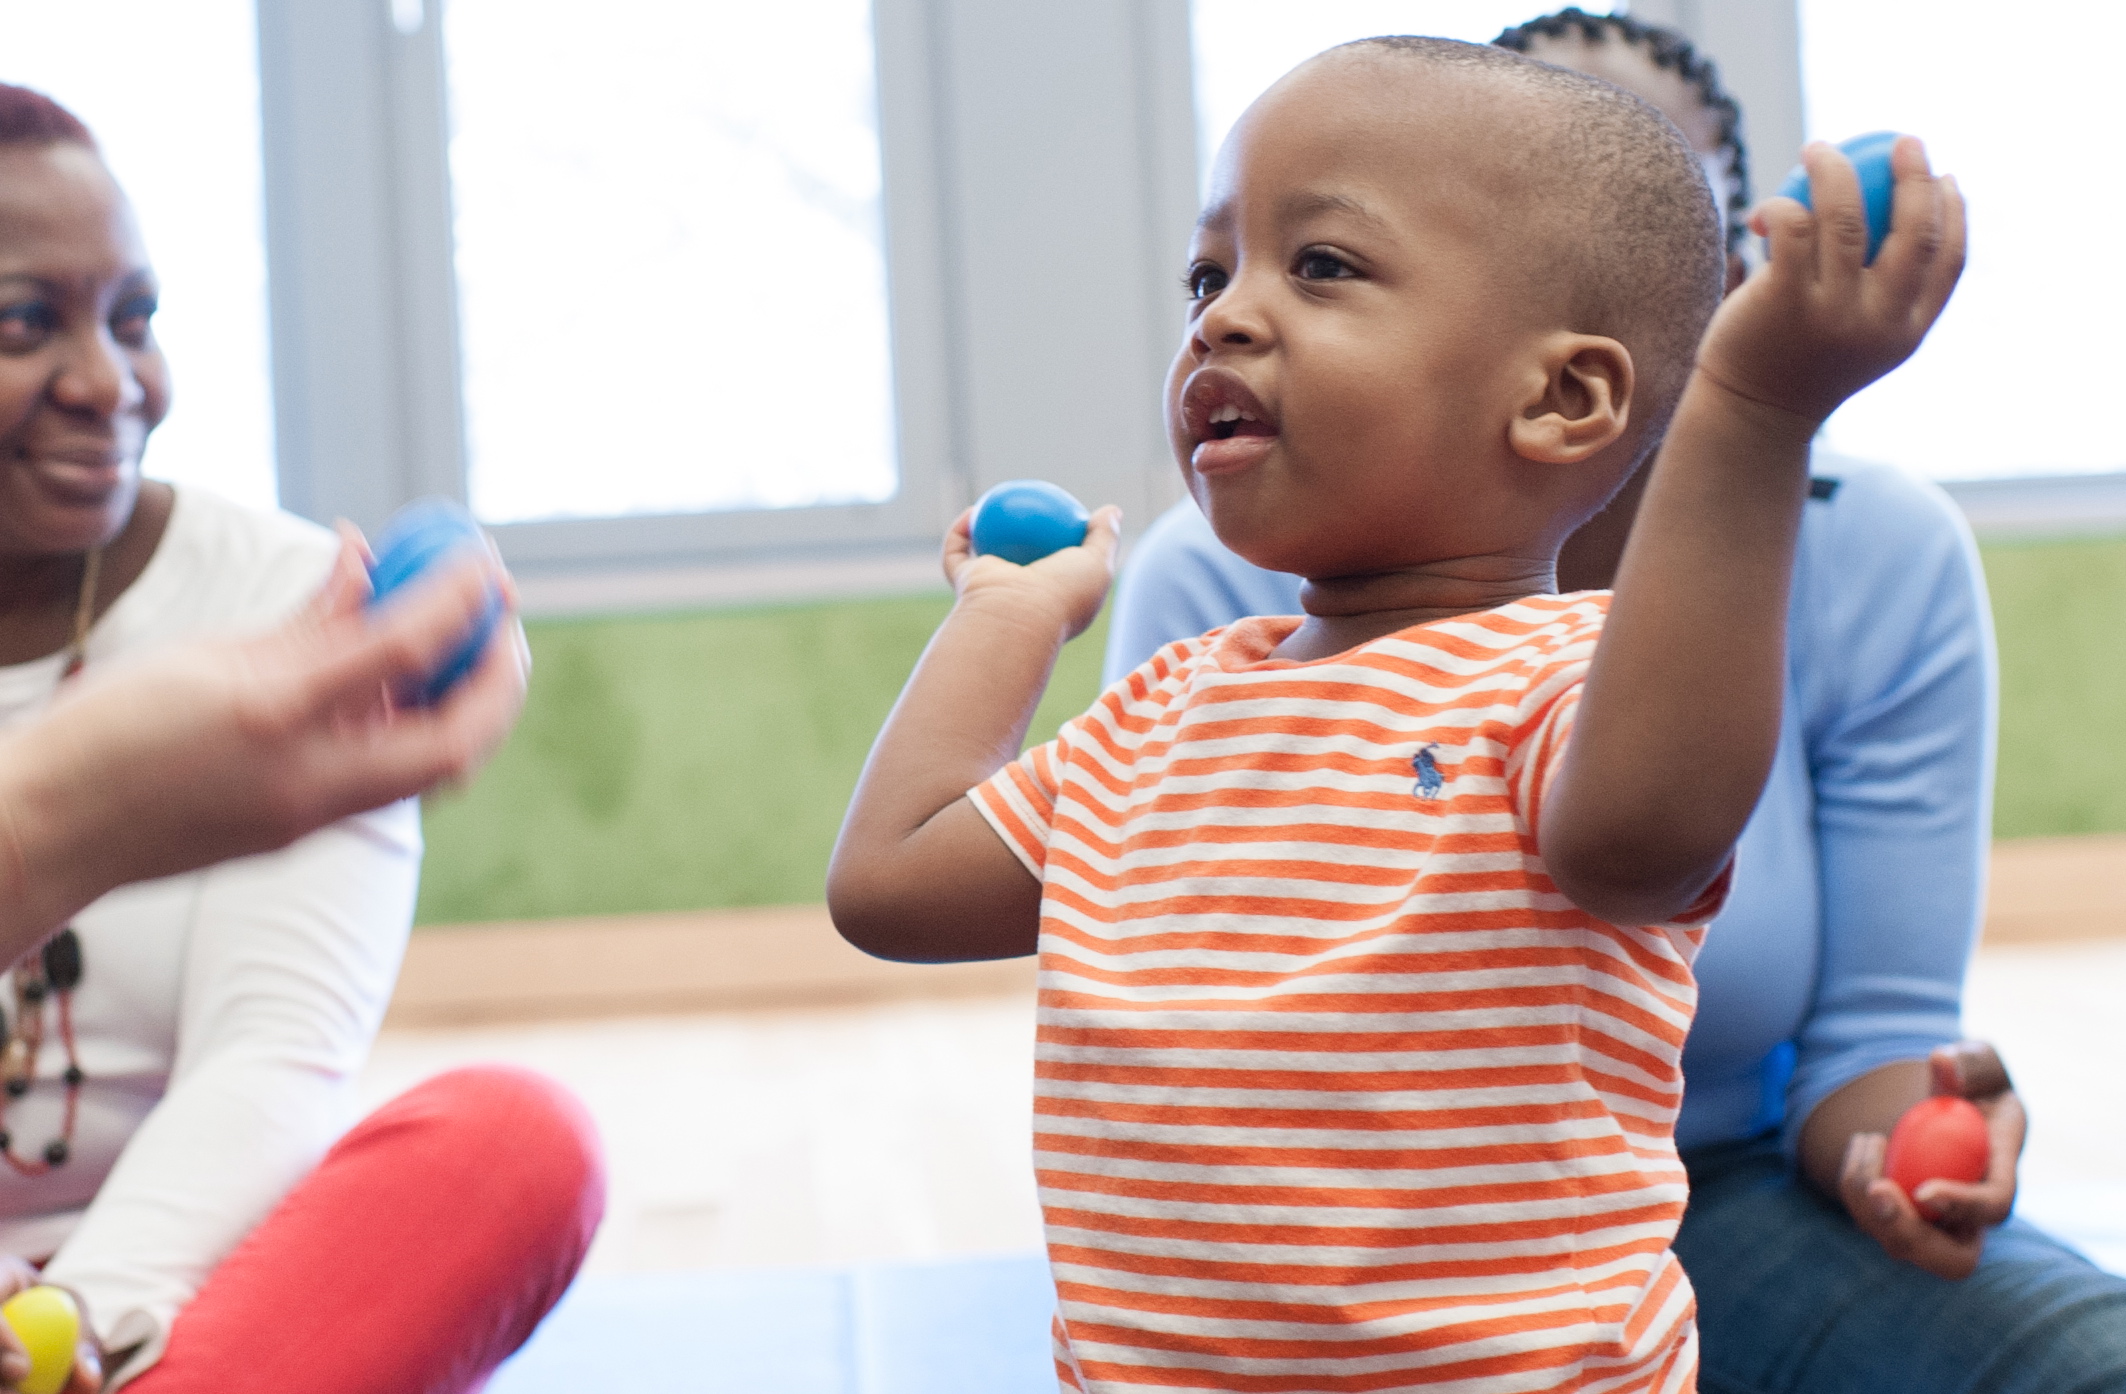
left=1181, top=369, right=1279, bottom=475
left=1205, top=403, right=1272, bottom=440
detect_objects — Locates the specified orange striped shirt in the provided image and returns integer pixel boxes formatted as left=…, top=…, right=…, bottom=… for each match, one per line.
left=969, top=596, right=1722, bottom=1394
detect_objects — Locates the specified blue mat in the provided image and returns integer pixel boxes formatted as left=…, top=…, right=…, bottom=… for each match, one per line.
left=486, top=1253, right=1055, bottom=1393
left=489, top=1192, right=2126, bottom=1392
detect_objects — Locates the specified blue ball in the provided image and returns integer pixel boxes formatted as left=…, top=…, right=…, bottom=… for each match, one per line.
left=1775, top=130, right=1899, bottom=265
left=366, top=498, right=502, bottom=707
left=970, top=481, right=1090, bottom=566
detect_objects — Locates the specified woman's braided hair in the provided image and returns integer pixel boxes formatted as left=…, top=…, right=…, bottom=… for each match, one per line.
left=1493, top=8, right=1750, bottom=253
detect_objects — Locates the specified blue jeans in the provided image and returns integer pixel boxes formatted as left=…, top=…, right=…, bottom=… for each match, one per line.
left=1679, top=1136, right=2126, bottom=1394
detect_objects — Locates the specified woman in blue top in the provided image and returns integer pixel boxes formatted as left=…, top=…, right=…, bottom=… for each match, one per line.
left=1105, top=12, right=2126, bottom=1392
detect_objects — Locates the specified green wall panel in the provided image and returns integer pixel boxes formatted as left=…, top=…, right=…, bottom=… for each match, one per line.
left=415, top=592, right=1110, bottom=923
left=1983, top=534, right=2126, bottom=840
left=417, top=532, right=2126, bottom=924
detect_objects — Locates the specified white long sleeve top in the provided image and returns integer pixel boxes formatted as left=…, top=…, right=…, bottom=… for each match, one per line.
left=0, top=487, right=419, bottom=1383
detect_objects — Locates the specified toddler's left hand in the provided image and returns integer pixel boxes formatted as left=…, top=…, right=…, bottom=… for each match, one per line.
left=1697, top=135, right=1964, bottom=429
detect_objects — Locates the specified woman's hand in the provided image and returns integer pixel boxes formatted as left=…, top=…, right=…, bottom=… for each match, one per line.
left=0, top=1259, right=101, bottom=1394
left=0, top=527, right=528, bottom=957
left=1835, top=1041, right=2026, bottom=1281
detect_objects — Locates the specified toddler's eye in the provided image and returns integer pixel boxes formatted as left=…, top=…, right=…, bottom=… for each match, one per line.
left=1184, top=262, right=1229, bottom=300
left=0, top=302, right=54, bottom=351
left=1295, top=249, right=1355, bottom=281
left=110, top=295, right=158, bottom=350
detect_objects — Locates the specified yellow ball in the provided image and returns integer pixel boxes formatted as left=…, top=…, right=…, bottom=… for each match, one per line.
left=0, top=1286, right=77, bottom=1394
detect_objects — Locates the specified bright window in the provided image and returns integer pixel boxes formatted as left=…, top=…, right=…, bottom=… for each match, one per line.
left=1190, top=0, right=1617, bottom=181
left=0, top=0, right=277, bottom=511
left=444, top=0, right=898, bottom=525
left=1801, top=0, right=2124, bottom=480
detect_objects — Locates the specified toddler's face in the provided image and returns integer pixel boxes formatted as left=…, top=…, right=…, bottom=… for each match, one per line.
left=1165, top=62, right=1562, bottom=581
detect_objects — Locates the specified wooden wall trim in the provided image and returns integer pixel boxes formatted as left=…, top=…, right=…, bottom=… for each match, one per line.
left=387, top=837, right=2123, bottom=1027
left=1983, top=834, right=2126, bottom=945
left=387, top=905, right=1033, bottom=1028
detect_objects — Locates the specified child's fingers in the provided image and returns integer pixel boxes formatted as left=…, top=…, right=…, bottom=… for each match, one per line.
left=1800, top=141, right=1869, bottom=291
left=940, top=507, right=977, bottom=584
left=1911, top=175, right=1967, bottom=330
left=1079, top=505, right=1124, bottom=576
left=1753, top=192, right=1817, bottom=283
left=1870, top=138, right=1945, bottom=311
left=1888, top=132, right=1930, bottom=180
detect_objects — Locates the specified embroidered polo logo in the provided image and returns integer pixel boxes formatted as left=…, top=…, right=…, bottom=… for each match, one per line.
left=1412, top=743, right=1445, bottom=801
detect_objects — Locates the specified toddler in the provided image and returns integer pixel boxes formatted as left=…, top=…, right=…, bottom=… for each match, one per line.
left=831, top=37, right=1961, bottom=1393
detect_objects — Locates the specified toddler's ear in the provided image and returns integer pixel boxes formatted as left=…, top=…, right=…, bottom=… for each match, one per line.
left=1508, top=334, right=1633, bottom=466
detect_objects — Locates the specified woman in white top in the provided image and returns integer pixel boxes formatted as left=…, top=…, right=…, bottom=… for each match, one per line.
left=0, top=84, right=601, bottom=1393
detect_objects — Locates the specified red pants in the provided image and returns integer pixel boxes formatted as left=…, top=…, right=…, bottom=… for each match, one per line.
left=127, top=1066, right=605, bottom=1394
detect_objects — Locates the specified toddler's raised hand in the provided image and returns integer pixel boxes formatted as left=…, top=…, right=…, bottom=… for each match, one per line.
left=830, top=501, right=1122, bottom=964
left=941, top=503, right=1122, bottom=642
left=1698, top=135, right=1964, bottom=427
left=1550, top=137, right=1962, bottom=930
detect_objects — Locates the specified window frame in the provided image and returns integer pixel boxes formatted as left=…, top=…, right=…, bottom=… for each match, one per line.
left=252, top=0, right=2126, bottom=612
left=255, top=0, right=1200, bottom=611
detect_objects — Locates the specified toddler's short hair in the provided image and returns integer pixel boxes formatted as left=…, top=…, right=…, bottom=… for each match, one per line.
left=1336, top=37, right=1725, bottom=451
left=0, top=84, right=95, bottom=151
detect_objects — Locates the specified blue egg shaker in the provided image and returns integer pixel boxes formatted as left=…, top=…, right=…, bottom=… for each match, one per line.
left=970, top=481, right=1090, bottom=566
left=365, top=498, right=502, bottom=706
left=1775, top=130, right=1899, bottom=265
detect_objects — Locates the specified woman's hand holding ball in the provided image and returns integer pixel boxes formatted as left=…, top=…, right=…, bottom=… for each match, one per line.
left=0, top=524, right=528, bottom=955
left=1838, top=1041, right=2026, bottom=1281
left=0, top=1262, right=98, bottom=1394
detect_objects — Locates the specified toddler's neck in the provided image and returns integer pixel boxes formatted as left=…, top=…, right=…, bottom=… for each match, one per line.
left=1273, top=557, right=1557, bottom=661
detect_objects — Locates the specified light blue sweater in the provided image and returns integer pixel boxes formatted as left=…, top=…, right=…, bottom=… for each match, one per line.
left=1101, top=458, right=1996, bottom=1153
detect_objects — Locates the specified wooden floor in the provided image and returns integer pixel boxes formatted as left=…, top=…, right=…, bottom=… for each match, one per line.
left=365, top=835, right=2126, bottom=1277
left=361, top=937, right=2126, bottom=1278
left=364, top=993, right=1046, bottom=1275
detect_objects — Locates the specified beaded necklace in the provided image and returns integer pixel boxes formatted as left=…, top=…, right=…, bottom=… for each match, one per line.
left=0, top=548, right=100, bottom=1174
left=57, top=546, right=99, bottom=680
